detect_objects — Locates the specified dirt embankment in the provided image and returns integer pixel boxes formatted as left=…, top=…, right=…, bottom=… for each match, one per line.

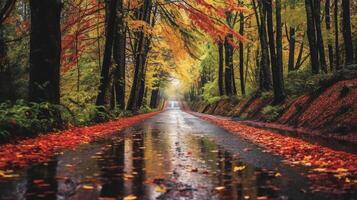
left=189, top=77, right=357, bottom=143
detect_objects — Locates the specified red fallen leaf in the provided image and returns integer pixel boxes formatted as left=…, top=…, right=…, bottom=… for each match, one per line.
left=33, top=179, right=44, bottom=184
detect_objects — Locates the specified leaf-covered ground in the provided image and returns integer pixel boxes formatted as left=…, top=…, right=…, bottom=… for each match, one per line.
left=0, top=111, right=160, bottom=170
left=188, top=111, right=357, bottom=192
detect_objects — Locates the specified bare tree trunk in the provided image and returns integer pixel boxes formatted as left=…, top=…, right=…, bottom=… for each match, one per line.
left=334, top=0, right=340, bottom=69
left=224, top=34, right=234, bottom=96
left=96, top=0, right=118, bottom=106
left=305, top=0, right=320, bottom=74
left=127, top=0, right=152, bottom=111
left=29, top=0, right=62, bottom=104
left=287, top=26, right=296, bottom=72
left=342, top=0, right=354, bottom=65
left=325, top=0, right=334, bottom=71
left=274, top=0, right=286, bottom=103
left=252, top=0, right=271, bottom=90
left=313, top=0, right=327, bottom=72
left=239, top=12, right=245, bottom=96
left=218, top=42, right=224, bottom=96
left=113, top=0, right=126, bottom=109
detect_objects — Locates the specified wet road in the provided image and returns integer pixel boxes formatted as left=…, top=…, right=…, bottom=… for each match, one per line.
left=0, top=106, right=355, bottom=199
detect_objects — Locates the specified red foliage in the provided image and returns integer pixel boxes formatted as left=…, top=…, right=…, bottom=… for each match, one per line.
left=0, top=112, right=160, bottom=170
left=177, top=0, right=247, bottom=43
left=61, top=0, right=105, bottom=73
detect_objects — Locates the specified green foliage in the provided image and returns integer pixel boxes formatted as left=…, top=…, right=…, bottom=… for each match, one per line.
left=286, top=70, right=333, bottom=96
left=262, top=105, right=284, bottom=122
left=201, top=81, right=221, bottom=104
left=0, top=100, right=66, bottom=141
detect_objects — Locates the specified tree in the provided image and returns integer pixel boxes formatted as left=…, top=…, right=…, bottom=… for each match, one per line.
left=127, top=0, right=152, bottom=111
left=252, top=0, right=271, bottom=91
left=334, top=0, right=340, bottom=69
left=325, top=0, right=334, bottom=70
left=265, top=0, right=286, bottom=103
left=29, top=0, right=62, bottom=104
left=305, top=0, right=320, bottom=74
left=218, top=42, right=224, bottom=96
left=96, top=0, right=118, bottom=106
left=113, top=0, right=126, bottom=109
left=238, top=11, right=245, bottom=96
left=341, top=0, right=354, bottom=65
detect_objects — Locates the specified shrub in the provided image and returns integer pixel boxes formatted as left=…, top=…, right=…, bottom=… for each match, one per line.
left=262, top=105, right=284, bottom=122
left=0, top=100, right=65, bottom=141
left=286, top=70, right=333, bottom=96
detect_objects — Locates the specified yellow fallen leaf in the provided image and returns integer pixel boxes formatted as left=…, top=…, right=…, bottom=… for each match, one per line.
left=275, top=172, right=282, bottom=177
left=215, top=186, right=225, bottom=191
left=313, top=168, right=327, bottom=172
left=82, top=185, right=94, bottom=190
left=123, top=194, right=137, bottom=200
left=155, top=185, right=167, bottom=193
left=233, top=166, right=246, bottom=172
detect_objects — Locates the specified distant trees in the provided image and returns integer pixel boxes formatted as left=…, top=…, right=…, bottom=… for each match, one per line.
left=29, top=0, right=62, bottom=103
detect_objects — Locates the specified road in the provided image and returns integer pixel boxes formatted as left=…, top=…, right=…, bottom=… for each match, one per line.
left=0, top=104, right=354, bottom=199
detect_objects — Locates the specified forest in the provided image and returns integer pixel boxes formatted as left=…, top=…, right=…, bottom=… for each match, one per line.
left=0, top=0, right=356, bottom=199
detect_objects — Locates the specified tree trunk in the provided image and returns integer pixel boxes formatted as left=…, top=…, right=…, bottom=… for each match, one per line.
left=252, top=0, right=271, bottom=91
left=29, top=0, right=61, bottom=104
left=313, top=0, right=327, bottom=72
left=150, top=87, right=159, bottom=108
left=274, top=0, right=286, bottom=103
left=239, top=12, right=245, bottom=96
left=287, top=26, right=296, bottom=72
left=127, top=0, right=152, bottom=111
left=113, top=0, right=126, bottom=109
left=342, top=0, right=353, bottom=65
left=334, top=0, right=340, bottom=69
left=224, top=34, right=234, bottom=96
left=305, top=0, right=320, bottom=74
left=218, top=42, right=224, bottom=96
left=96, top=0, right=118, bottom=106
left=325, top=0, right=334, bottom=71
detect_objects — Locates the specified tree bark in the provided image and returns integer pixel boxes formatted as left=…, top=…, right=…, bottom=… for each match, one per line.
left=274, top=0, right=286, bottom=103
left=224, top=34, right=234, bottom=96
left=113, top=0, right=126, bottom=109
left=325, top=0, right=334, bottom=71
left=312, top=0, right=327, bottom=73
left=127, top=0, right=152, bottom=111
left=239, top=12, right=245, bottom=96
left=334, top=0, right=340, bottom=69
left=305, top=0, right=320, bottom=74
left=218, top=42, right=224, bottom=96
left=252, top=0, right=271, bottom=91
left=29, top=0, right=61, bottom=104
left=287, top=26, right=296, bottom=72
left=341, top=0, right=353, bottom=65
left=96, top=0, right=118, bottom=106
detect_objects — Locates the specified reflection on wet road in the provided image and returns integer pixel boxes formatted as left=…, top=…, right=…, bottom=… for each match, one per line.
left=0, top=107, right=354, bottom=199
